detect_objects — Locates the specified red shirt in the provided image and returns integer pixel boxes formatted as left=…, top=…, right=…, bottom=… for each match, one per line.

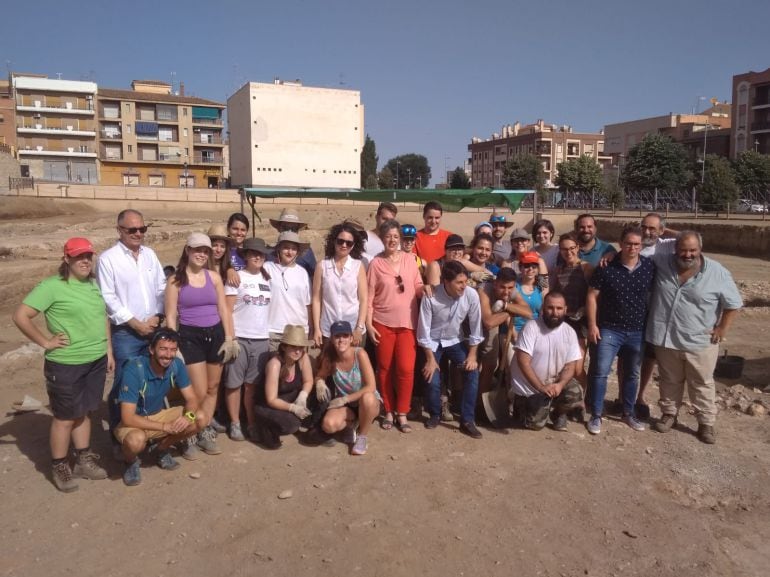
left=414, top=229, right=452, bottom=264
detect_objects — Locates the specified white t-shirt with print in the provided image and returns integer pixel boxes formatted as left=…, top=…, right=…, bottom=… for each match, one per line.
left=231, top=270, right=271, bottom=339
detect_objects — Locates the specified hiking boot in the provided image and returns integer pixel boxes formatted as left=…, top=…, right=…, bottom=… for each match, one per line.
left=181, top=436, right=201, bottom=461
left=156, top=450, right=180, bottom=471
left=229, top=422, right=245, bottom=442
left=622, top=414, right=646, bottom=432
left=698, top=424, right=716, bottom=444
left=351, top=435, right=368, bottom=456
left=209, top=416, right=227, bottom=434
left=654, top=414, right=677, bottom=433
left=552, top=412, right=568, bottom=432
left=197, top=427, right=222, bottom=455
left=587, top=416, right=602, bottom=435
left=424, top=414, right=440, bottom=429
left=51, top=461, right=79, bottom=493
left=459, top=421, right=483, bottom=439
left=342, top=425, right=357, bottom=445
left=122, top=459, right=141, bottom=486
left=73, top=450, right=108, bottom=480
left=440, top=396, right=454, bottom=422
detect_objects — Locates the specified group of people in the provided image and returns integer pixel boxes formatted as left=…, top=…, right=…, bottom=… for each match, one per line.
left=13, top=202, right=742, bottom=492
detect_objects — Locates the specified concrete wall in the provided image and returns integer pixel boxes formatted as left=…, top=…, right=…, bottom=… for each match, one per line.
left=0, top=149, right=22, bottom=191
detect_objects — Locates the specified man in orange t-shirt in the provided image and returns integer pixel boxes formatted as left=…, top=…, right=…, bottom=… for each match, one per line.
left=414, top=201, right=452, bottom=264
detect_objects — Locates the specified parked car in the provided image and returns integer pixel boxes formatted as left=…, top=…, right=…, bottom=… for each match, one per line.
left=736, top=199, right=767, bottom=213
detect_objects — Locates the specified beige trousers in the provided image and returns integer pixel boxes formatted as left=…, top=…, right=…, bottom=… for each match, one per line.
left=654, top=344, right=719, bottom=426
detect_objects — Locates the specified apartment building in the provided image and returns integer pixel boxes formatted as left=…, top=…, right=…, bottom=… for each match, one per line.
left=97, top=80, right=225, bottom=188
left=0, top=78, right=15, bottom=149
left=732, top=67, right=770, bottom=158
left=468, top=119, right=611, bottom=188
left=228, top=79, right=364, bottom=188
left=13, top=75, right=98, bottom=182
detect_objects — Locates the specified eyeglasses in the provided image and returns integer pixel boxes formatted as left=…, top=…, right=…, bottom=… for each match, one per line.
left=119, top=225, right=148, bottom=234
left=395, top=275, right=405, bottom=293
left=560, top=245, right=578, bottom=252
left=335, top=238, right=354, bottom=248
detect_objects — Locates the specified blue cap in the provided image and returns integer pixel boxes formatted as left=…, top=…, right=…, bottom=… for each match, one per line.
left=330, top=320, right=353, bottom=336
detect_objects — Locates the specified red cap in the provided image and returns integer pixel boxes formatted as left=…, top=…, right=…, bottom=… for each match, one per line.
left=63, top=237, right=94, bottom=257
left=519, top=251, right=540, bottom=265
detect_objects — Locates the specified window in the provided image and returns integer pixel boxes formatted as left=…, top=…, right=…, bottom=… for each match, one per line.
left=126, top=124, right=132, bottom=134
left=179, top=174, right=194, bottom=187
left=183, top=108, right=188, bottom=116
left=148, top=174, right=165, bottom=187
left=127, top=144, right=133, bottom=153
left=158, top=127, right=174, bottom=142
left=122, top=173, right=139, bottom=186
left=183, top=128, right=188, bottom=138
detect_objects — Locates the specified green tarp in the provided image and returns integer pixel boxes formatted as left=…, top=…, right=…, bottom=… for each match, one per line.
left=191, top=106, right=220, bottom=119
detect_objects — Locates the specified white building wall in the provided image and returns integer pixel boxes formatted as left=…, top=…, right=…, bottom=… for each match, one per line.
left=228, top=81, right=363, bottom=188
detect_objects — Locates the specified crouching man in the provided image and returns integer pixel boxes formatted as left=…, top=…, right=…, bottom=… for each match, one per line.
left=114, top=328, right=204, bottom=486
left=510, top=292, right=583, bottom=431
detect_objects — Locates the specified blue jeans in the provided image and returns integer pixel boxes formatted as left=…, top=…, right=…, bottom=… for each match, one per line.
left=425, top=342, right=479, bottom=424
left=108, top=326, right=150, bottom=429
left=588, top=328, right=643, bottom=418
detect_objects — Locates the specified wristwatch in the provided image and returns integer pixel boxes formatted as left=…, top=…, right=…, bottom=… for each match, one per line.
left=184, top=411, right=196, bottom=422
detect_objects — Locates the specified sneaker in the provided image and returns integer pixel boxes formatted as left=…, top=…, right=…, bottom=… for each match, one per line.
left=351, top=435, right=368, bottom=456
left=552, top=412, right=568, bottom=432
left=698, top=424, right=716, bottom=444
left=181, top=436, right=201, bottom=461
left=229, top=422, right=245, bottom=442
left=622, top=414, right=646, bottom=432
left=587, top=416, right=602, bottom=435
left=424, top=414, right=440, bottom=429
left=342, top=426, right=357, bottom=445
left=51, top=461, right=79, bottom=493
left=440, top=396, right=454, bottom=422
left=157, top=450, right=180, bottom=471
left=209, top=416, right=227, bottom=434
left=459, top=421, right=483, bottom=439
left=653, top=414, right=677, bottom=433
left=122, top=459, right=141, bottom=486
left=197, top=427, right=222, bottom=455
left=73, top=450, right=108, bottom=480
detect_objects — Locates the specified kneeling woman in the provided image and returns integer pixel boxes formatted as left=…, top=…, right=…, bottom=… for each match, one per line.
left=315, top=321, right=380, bottom=456
left=253, top=325, right=315, bottom=449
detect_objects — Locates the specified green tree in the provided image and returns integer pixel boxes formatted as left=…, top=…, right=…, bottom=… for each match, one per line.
left=622, top=134, right=691, bottom=194
left=377, top=166, right=394, bottom=189
left=502, top=154, right=544, bottom=190
left=603, top=177, right=625, bottom=209
left=555, top=155, right=604, bottom=194
left=385, top=154, right=431, bottom=189
left=364, top=174, right=378, bottom=189
left=449, top=166, right=471, bottom=189
left=733, top=150, right=770, bottom=199
left=699, top=154, right=739, bottom=212
left=360, top=135, right=378, bottom=188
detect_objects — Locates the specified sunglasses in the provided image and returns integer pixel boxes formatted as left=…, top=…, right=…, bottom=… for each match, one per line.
left=335, top=238, right=355, bottom=248
left=119, top=225, right=148, bottom=234
left=395, top=275, right=405, bottom=293
left=521, top=263, right=539, bottom=269
left=490, top=216, right=506, bottom=223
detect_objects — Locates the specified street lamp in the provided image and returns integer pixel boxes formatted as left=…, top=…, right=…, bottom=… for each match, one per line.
left=700, top=124, right=711, bottom=185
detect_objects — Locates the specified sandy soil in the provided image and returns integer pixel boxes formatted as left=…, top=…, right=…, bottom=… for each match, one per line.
left=1, top=199, right=769, bottom=577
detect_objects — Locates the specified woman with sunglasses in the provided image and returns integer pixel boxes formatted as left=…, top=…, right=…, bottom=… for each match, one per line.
left=513, top=252, right=548, bottom=336
left=366, top=219, right=424, bottom=432
left=13, top=237, right=113, bottom=492
left=165, top=233, right=238, bottom=460
left=532, top=219, right=559, bottom=272
left=312, top=222, right=368, bottom=349
left=315, top=321, right=380, bottom=455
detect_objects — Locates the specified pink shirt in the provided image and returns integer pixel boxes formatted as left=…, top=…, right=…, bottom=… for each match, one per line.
left=367, top=252, right=423, bottom=329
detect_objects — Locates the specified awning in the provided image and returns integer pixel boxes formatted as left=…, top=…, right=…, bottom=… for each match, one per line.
left=191, top=106, right=220, bottom=120
left=135, top=121, right=158, bottom=135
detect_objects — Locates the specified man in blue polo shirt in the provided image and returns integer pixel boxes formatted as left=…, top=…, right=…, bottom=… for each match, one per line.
left=585, top=226, right=653, bottom=434
left=575, top=214, right=617, bottom=267
left=113, top=329, right=204, bottom=486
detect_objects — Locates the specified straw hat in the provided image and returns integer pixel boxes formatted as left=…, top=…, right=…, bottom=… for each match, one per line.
left=280, top=325, right=312, bottom=347
left=207, top=224, right=230, bottom=243
left=275, top=231, right=310, bottom=251
left=269, top=208, right=308, bottom=231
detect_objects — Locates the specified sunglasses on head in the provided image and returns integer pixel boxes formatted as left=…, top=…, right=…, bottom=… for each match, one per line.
left=490, top=216, right=506, bottom=223
left=120, top=225, right=148, bottom=234
left=335, top=238, right=354, bottom=248
left=395, top=275, right=405, bottom=293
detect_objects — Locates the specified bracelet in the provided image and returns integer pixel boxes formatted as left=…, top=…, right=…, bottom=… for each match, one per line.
left=184, top=411, right=196, bottom=422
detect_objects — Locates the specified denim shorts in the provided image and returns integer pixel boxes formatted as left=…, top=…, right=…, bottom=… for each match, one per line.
left=179, top=322, right=225, bottom=365
left=44, top=356, right=107, bottom=420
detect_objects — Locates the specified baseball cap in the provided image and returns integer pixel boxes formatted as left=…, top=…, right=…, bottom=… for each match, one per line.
left=63, top=237, right=94, bottom=257
left=489, top=214, right=513, bottom=227
left=445, top=234, right=465, bottom=249
left=330, top=320, right=353, bottom=336
left=510, top=228, right=530, bottom=240
left=401, top=224, right=417, bottom=238
left=519, top=251, right=540, bottom=265
left=186, top=232, right=212, bottom=249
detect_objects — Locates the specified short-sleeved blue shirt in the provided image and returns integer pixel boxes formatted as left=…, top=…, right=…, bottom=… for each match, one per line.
left=579, top=238, right=617, bottom=267
left=589, top=256, right=654, bottom=332
left=117, top=355, right=191, bottom=416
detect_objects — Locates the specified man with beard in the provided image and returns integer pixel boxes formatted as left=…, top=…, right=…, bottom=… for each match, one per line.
left=574, top=214, right=616, bottom=267
left=509, top=291, right=584, bottom=431
left=647, top=231, right=742, bottom=444
left=489, top=212, right=515, bottom=266
left=586, top=227, right=653, bottom=435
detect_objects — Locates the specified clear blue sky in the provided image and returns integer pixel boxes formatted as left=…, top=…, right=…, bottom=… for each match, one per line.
left=3, top=0, right=769, bottom=186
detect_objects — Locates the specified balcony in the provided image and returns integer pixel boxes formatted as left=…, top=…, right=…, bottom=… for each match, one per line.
left=193, top=134, right=223, bottom=145
left=751, top=121, right=770, bottom=133
left=17, top=97, right=95, bottom=115
left=18, top=125, right=96, bottom=137
left=18, top=143, right=97, bottom=157
left=191, top=117, right=223, bottom=126
left=193, top=152, right=223, bottom=164
left=100, top=130, right=123, bottom=140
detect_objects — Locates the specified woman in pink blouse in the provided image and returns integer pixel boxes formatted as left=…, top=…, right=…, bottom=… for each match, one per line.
left=366, top=220, right=424, bottom=432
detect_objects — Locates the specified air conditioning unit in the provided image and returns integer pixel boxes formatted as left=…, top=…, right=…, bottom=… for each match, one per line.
left=33, top=114, right=41, bottom=119
left=35, top=124, right=42, bottom=129
left=66, top=126, right=73, bottom=131
left=34, top=100, right=41, bottom=108
left=36, top=145, right=43, bottom=151
left=65, top=102, right=73, bottom=110
left=67, top=147, right=74, bottom=152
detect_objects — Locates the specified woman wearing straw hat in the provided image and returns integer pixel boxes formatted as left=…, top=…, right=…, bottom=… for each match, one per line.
left=13, top=237, right=113, bottom=492
left=264, top=231, right=312, bottom=350
left=165, top=233, right=239, bottom=459
left=253, top=325, right=315, bottom=449
left=269, top=208, right=317, bottom=278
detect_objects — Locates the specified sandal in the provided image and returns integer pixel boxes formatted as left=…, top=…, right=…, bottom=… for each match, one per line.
left=396, top=414, right=413, bottom=433
left=380, top=414, right=394, bottom=430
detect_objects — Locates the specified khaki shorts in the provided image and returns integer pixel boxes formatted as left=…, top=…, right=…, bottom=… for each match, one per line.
left=113, top=406, right=183, bottom=443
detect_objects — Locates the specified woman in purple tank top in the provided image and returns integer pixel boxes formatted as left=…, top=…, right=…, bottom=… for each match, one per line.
left=165, top=233, right=237, bottom=459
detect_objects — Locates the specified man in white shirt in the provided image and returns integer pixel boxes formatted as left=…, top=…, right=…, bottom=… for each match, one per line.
left=97, top=209, right=166, bottom=382
left=418, top=260, right=484, bottom=438
left=510, top=291, right=584, bottom=431
left=361, top=202, right=397, bottom=267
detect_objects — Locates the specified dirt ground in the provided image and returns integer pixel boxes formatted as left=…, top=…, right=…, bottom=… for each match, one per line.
left=1, top=199, right=769, bottom=577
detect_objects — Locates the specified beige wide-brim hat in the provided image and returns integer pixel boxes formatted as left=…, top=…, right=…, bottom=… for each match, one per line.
left=207, top=223, right=231, bottom=244
left=275, top=231, right=310, bottom=252
left=281, top=325, right=313, bottom=347
left=269, top=208, right=308, bottom=231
